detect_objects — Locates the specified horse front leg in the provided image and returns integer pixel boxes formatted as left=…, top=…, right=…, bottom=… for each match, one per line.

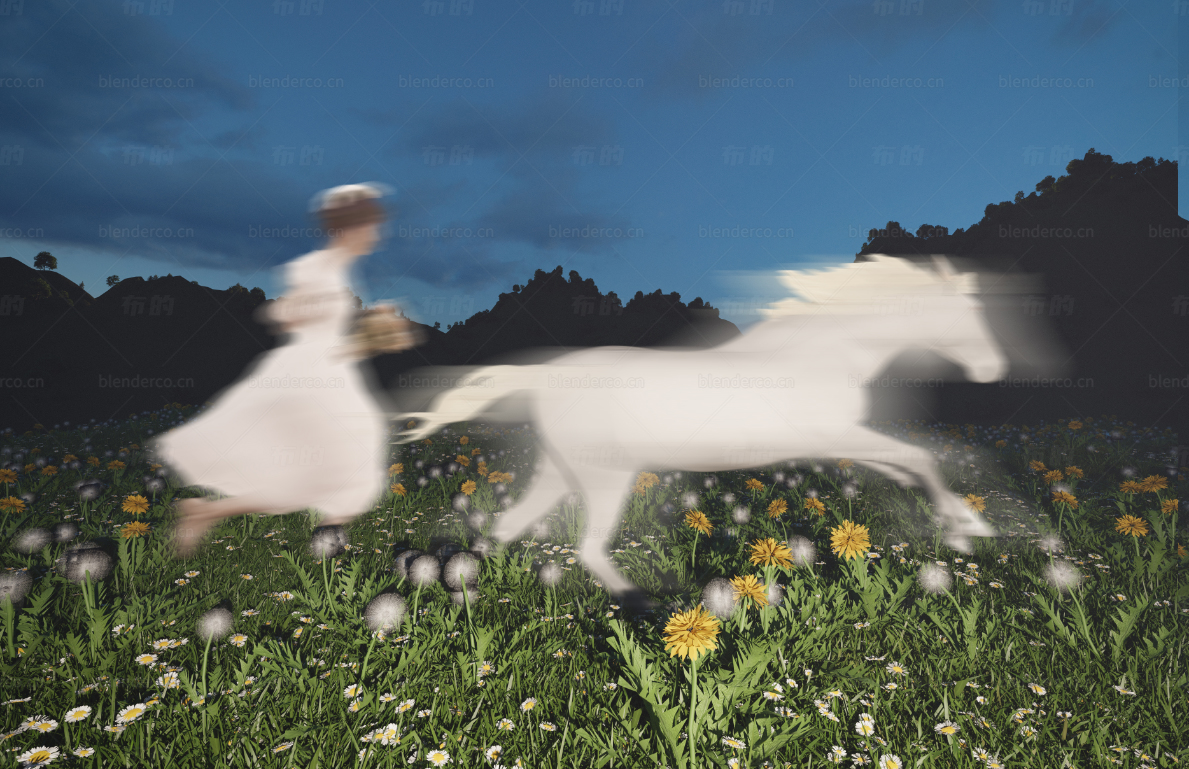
left=490, top=449, right=570, bottom=544
left=814, top=427, right=997, bottom=553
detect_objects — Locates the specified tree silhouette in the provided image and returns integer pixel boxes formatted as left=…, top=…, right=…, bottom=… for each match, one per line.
left=106, top=275, right=120, bottom=287
left=867, top=220, right=910, bottom=242
left=33, top=251, right=57, bottom=271
left=915, top=223, right=948, bottom=239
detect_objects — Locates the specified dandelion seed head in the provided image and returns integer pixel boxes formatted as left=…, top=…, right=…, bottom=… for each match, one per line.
left=1039, top=534, right=1063, bottom=553
left=365, top=593, right=407, bottom=633
left=469, top=537, right=495, bottom=559
left=766, top=581, right=784, bottom=608
left=309, top=526, right=348, bottom=559
left=442, top=552, right=479, bottom=591
left=787, top=536, right=817, bottom=568
left=538, top=563, right=562, bottom=587
left=408, top=555, right=441, bottom=587
left=57, top=544, right=114, bottom=583
left=198, top=607, right=233, bottom=641
left=919, top=563, right=951, bottom=594
left=0, top=570, right=32, bottom=605
left=1044, top=561, right=1081, bottom=593
left=701, top=577, right=738, bottom=620
left=14, top=528, right=51, bottom=554
left=54, top=523, right=79, bottom=543
left=394, top=550, right=424, bottom=581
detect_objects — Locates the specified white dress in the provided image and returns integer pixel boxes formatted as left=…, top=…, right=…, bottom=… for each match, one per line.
left=150, top=246, right=392, bottom=524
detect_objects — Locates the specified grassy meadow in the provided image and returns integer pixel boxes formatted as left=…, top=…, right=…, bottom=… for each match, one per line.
left=0, top=406, right=1185, bottom=769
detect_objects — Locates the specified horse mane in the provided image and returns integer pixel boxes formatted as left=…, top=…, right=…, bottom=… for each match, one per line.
left=758, top=254, right=979, bottom=317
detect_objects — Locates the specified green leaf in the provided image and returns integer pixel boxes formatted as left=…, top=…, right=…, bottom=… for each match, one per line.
left=1109, top=599, right=1147, bottom=664
left=24, top=583, right=55, bottom=618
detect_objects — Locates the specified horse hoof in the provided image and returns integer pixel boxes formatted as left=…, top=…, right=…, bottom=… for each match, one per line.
left=945, top=535, right=972, bottom=554
left=616, top=590, right=658, bottom=617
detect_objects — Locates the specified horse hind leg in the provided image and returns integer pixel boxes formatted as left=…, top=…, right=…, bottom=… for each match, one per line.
left=850, top=459, right=916, bottom=488
left=571, top=467, right=657, bottom=614
left=490, top=450, right=569, bottom=544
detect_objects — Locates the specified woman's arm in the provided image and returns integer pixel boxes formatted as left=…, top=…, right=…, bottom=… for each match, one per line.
left=254, top=290, right=347, bottom=333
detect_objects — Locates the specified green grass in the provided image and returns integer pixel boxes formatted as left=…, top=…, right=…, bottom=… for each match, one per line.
left=0, top=408, right=1185, bottom=768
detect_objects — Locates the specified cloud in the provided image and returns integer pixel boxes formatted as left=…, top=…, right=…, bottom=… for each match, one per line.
left=378, top=91, right=638, bottom=252
left=397, top=91, right=617, bottom=164
left=635, top=0, right=1000, bottom=101
left=0, top=0, right=253, bottom=150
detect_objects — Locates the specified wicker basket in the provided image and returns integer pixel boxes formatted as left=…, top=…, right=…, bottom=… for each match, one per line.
left=343, top=303, right=425, bottom=359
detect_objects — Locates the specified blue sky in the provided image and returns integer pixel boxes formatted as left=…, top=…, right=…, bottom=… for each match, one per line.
left=0, top=0, right=1178, bottom=333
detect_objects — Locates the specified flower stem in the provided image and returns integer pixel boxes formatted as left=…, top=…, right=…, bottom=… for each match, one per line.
left=322, top=557, right=336, bottom=618
left=689, top=655, right=697, bottom=769
left=461, top=581, right=477, bottom=664
left=359, top=630, right=379, bottom=688
left=200, top=632, right=213, bottom=741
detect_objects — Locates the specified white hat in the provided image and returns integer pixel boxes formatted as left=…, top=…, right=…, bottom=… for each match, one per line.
left=308, top=182, right=393, bottom=214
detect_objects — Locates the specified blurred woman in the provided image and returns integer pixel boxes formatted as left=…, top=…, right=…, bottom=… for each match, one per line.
left=153, top=183, right=420, bottom=557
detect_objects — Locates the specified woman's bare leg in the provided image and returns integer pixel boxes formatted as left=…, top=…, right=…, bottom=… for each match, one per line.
left=172, top=497, right=268, bottom=557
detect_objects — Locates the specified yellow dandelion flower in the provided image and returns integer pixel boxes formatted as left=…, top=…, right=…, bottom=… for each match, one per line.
left=962, top=494, right=985, bottom=513
left=120, top=521, right=151, bottom=539
left=1051, top=491, right=1077, bottom=508
left=804, top=497, right=825, bottom=515
left=748, top=538, right=792, bottom=569
left=830, top=520, right=870, bottom=561
left=122, top=494, right=150, bottom=515
left=1114, top=515, right=1148, bottom=537
left=661, top=604, right=720, bottom=662
left=461, top=480, right=477, bottom=495
left=767, top=498, right=788, bottom=519
left=1139, top=475, right=1168, bottom=493
left=729, top=574, right=768, bottom=609
left=632, top=472, right=659, bottom=495
left=1161, top=499, right=1178, bottom=515
left=685, top=511, right=712, bottom=536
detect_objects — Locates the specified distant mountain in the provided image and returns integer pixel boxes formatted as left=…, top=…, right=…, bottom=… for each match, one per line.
left=854, top=149, right=1188, bottom=444
left=0, top=258, right=737, bottom=434
left=371, top=265, right=739, bottom=412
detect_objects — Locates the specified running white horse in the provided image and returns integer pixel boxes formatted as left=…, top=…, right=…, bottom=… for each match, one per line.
left=391, top=255, right=1008, bottom=612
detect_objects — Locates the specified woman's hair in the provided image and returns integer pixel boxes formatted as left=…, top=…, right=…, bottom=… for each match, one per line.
left=312, top=184, right=390, bottom=235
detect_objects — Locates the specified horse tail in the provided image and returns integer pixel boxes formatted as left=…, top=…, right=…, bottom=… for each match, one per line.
left=391, top=364, right=542, bottom=443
